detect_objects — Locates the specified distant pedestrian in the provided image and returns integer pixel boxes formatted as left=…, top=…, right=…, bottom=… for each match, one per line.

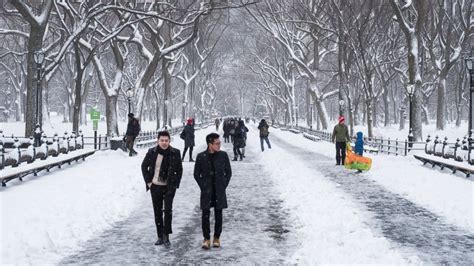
left=125, top=113, right=141, bottom=156
left=258, top=119, right=271, bottom=152
left=215, top=118, right=220, bottom=131
left=223, top=120, right=230, bottom=143
left=141, top=131, right=183, bottom=247
left=194, top=133, right=232, bottom=249
left=232, top=121, right=245, bottom=161
left=180, top=118, right=195, bottom=162
left=332, top=116, right=350, bottom=165
left=239, top=120, right=249, bottom=158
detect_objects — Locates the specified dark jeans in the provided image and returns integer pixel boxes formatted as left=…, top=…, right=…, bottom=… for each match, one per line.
left=260, top=136, right=271, bottom=151
left=150, top=185, right=176, bottom=238
left=126, top=136, right=136, bottom=153
left=202, top=208, right=223, bottom=240
left=335, top=142, right=346, bottom=165
left=233, top=145, right=242, bottom=159
left=182, top=146, right=194, bottom=160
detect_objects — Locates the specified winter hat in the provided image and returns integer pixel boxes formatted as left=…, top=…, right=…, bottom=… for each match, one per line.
left=187, top=118, right=193, bottom=125
left=338, top=116, right=345, bottom=123
left=128, top=113, right=134, bottom=118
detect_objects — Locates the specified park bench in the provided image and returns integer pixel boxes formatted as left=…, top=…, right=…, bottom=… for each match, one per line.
left=413, top=135, right=473, bottom=178
left=289, top=128, right=301, bottom=134
left=303, top=132, right=321, bottom=142
left=0, top=130, right=95, bottom=186
left=0, top=149, right=95, bottom=187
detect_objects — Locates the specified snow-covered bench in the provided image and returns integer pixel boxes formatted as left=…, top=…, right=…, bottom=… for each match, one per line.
left=413, top=135, right=473, bottom=178
left=303, top=133, right=321, bottom=142
left=413, top=154, right=474, bottom=178
left=0, top=149, right=95, bottom=187
left=289, top=128, right=301, bottom=134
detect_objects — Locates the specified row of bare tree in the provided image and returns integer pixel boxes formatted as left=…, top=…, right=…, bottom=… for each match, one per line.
left=242, top=0, right=472, bottom=140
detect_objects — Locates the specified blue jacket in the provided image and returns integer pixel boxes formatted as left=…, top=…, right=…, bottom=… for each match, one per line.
left=355, top=132, right=364, bottom=156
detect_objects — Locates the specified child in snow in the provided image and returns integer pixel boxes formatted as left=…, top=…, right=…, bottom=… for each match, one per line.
left=354, top=131, right=364, bottom=156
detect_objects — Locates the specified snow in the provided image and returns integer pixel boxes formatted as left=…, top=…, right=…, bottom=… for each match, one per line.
left=1, top=119, right=472, bottom=264
left=269, top=127, right=474, bottom=233
left=0, top=149, right=144, bottom=264
left=252, top=127, right=419, bottom=264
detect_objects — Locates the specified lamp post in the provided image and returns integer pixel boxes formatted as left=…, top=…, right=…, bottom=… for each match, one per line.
left=33, top=49, right=44, bottom=146
left=407, top=84, right=415, bottom=149
left=126, top=88, right=134, bottom=115
left=295, top=104, right=299, bottom=127
left=465, top=56, right=474, bottom=163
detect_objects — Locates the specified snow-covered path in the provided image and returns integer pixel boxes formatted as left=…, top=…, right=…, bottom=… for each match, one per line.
left=60, top=130, right=295, bottom=264
left=267, top=129, right=474, bottom=264
left=3, top=124, right=473, bottom=264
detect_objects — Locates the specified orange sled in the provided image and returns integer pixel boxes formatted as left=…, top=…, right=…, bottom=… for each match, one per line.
left=345, top=148, right=372, bottom=171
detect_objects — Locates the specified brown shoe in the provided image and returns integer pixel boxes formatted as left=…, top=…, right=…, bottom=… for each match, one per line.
left=202, top=239, right=211, bottom=250
left=212, top=237, right=220, bottom=248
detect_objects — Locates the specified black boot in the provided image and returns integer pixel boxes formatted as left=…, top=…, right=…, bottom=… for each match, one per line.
left=232, top=157, right=238, bottom=161
left=163, top=234, right=170, bottom=247
left=155, top=237, right=164, bottom=245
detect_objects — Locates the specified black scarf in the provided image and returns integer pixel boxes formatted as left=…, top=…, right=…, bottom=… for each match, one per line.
left=156, top=146, right=171, bottom=180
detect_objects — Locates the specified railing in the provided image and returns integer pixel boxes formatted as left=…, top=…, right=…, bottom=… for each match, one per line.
left=272, top=123, right=439, bottom=157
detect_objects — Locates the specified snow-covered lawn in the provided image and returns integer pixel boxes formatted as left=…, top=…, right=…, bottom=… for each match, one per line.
left=269, top=128, right=474, bottom=233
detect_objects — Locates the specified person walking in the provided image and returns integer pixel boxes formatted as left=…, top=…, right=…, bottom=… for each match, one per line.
left=215, top=118, right=220, bottom=131
left=232, top=121, right=245, bottom=161
left=125, top=113, right=141, bottom=156
left=141, top=131, right=183, bottom=247
left=194, top=133, right=232, bottom=249
left=238, top=120, right=249, bottom=158
left=180, top=118, right=195, bottom=162
left=332, top=116, right=350, bottom=165
left=258, top=119, right=272, bottom=152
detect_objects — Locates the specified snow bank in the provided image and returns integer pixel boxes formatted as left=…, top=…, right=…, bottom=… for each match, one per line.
left=0, top=150, right=144, bottom=264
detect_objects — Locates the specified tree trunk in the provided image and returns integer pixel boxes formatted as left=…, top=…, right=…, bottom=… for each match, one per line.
left=103, top=95, right=118, bottom=136
left=436, top=77, right=447, bottom=130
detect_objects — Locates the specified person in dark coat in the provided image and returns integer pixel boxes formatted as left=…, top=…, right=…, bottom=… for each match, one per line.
left=223, top=120, right=230, bottom=143
left=181, top=118, right=195, bottom=162
left=332, top=116, right=350, bottom=165
left=232, top=122, right=245, bottom=161
left=141, top=131, right=183, bottom=247
left=193, top=133, right=232, bottom=249
left=238, top=120, right=249, bottom=158
left=125, top=113, right=141, bottom=156
left=258, top=119, right=271, bottom=152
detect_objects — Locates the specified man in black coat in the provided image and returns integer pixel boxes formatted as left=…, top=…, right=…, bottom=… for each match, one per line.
left=180, top=118, right=195, bottom=162
left=125, top=113, right=141, bottom=156
left=193, top=133, right=232, bottom=249
left=141, top=131, right=183, bottom=247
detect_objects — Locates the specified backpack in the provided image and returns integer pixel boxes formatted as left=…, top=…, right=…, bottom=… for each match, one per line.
left=260, top=126, right=269, bottom=137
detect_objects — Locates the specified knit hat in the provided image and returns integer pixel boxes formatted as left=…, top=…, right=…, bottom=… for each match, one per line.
left=338, top=116, right=345, bottom=123
left=187, top=118, right=193, bottom=125
left=128, top=113, right=134, bottom=118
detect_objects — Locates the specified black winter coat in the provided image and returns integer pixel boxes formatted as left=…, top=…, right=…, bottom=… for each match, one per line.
left=182, top=124, right=195, bottom=147
left=126, top=118, right=141, bottom=137
left=141, top=146, right=183, bottom=191
left=193, top=150, right=232, bottom=210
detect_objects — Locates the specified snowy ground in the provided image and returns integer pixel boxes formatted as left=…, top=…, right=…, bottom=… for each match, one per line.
left=1, top=121, right=473, bottom=264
